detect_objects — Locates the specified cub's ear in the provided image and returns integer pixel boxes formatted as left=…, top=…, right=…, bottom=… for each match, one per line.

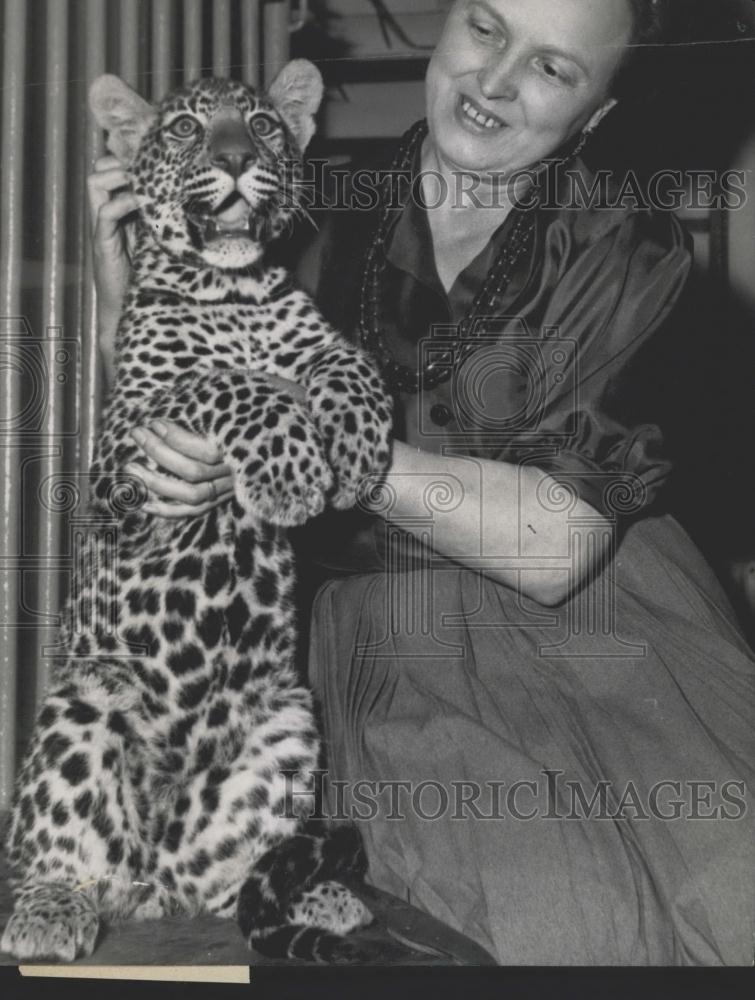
left=89, top=74, right=157, bottom=166
left=267, top=59, right=324, bottom=152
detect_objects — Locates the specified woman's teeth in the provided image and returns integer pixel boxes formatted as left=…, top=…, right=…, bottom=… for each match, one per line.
left=461, top=99, right=504, bottom=130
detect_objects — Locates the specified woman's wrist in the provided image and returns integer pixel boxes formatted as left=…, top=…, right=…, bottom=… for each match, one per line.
left=369, top=440, right=452, bottom=526
left=96, top=304, right=120, bottom=387
left=371, top=440, right=416, bottom=521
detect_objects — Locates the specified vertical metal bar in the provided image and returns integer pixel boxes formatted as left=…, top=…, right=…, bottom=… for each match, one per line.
left=213, top=0, right=232, bottom=77
left=183, top=0, right=203, bottom=83
left=152, top=0, right=174, bottom=101
left=36, top=0, right=70, bottom=705
left=0, top=0, right=27, bottom=808
left=241, top=0, right=261, bottom=87
left=119, top=0, right=140, bottom=88
left=79, top=0, right=106, bottom=479
left=263, top=0, right=290, bottom=88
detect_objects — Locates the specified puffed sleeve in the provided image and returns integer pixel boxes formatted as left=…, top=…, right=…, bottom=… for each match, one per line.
left=488, top=206, right=693, bottom=521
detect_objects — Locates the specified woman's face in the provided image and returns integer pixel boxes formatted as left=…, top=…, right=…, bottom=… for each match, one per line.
left=425, top=0, right=633, bottom=176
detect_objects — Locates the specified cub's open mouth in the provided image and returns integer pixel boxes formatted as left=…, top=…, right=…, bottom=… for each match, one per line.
left=187, top=192, right=264, bottom=244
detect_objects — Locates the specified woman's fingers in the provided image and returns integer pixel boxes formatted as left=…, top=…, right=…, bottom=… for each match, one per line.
left=88, top=158, right=138, bottom=236
left=93, top=189, right=139, bottom=229
left=125, top=460, right=234, bottom=505
left=87, top=165, right=133, bottom=225
left=88, top=158, right=136, bottom=318
left=132, top=422, right=227, bottom=472
left=127, top=431, right=231, bottom=489
left=142, top=491, right=236, bottom=520
left=94, top=155, right=123, bottom=173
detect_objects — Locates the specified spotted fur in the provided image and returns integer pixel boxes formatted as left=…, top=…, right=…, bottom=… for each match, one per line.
left=2, top=66, right=392, bottom=965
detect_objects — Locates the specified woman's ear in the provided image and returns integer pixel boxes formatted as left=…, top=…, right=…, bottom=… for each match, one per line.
left=267, top=59, right=324, bottom=152
left=89, top=74, right=157, bottom=167
left=585, top=97, right=618, bottom=134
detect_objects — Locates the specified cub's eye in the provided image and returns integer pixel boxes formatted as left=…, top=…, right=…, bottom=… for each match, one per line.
left=167, top=115, right=201, bottom=139
left=251, top=114, right=280, bottom=138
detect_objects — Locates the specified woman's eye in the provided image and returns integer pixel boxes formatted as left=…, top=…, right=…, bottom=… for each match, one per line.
left=473, top=22, right=492, bottom=38
left=536, top=59, right=570, bottom=84
left=168, top=115, right=200, bottom=139
left=251, top=115, right=279, bottom=138
left=468, top=17, right=498, bottom=42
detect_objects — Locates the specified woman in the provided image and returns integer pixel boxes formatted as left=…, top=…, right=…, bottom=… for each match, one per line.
left=89, top=0, right=754, bottom=965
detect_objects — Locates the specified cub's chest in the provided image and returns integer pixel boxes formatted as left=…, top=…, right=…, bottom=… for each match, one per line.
left=131, top=300, right=293, bottom=371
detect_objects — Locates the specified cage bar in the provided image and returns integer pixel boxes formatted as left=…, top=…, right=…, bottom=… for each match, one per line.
left=0, top=0, right=27, bottom=809
left=35, top=0, right=71, bottom=705
left=151, top=0, right=174, bottom=100
left=183, top=0, right=203, bottom=82
left=78, top=0, right=107, bottom=480
left=241, top=0, right=261, bottom=87
left=213, top=0, right=232, bottom=77
left=119, top=0, right=140, bottom=87
left=263, top=0, right=290, bottom=87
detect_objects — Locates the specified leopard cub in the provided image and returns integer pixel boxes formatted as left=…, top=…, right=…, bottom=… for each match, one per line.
left=2, top=61, right=392, bottom=965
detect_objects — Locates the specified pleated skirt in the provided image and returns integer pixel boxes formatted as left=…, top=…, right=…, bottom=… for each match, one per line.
left=308, top=515, right=755, bottom=965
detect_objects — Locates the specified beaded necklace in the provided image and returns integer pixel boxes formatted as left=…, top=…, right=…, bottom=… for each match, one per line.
left=359, top=119, right=540, bottom=395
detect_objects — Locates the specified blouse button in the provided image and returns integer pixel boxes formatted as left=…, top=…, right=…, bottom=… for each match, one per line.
left=430, top=403, right=453, bottom=427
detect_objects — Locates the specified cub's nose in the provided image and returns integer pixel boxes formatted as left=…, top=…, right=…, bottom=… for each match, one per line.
left=209, top=119, right=256, bottom=179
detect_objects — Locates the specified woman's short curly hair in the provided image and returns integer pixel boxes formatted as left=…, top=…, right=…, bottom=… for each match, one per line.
left=612, top=0, right=671, bottom=98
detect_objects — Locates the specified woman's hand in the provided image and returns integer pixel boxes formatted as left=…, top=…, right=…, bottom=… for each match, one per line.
left=126, top=375, right=307, bottom=519
left=126, top=421, right=235, bottom=519
left=87, top=156, right=139, bottom=378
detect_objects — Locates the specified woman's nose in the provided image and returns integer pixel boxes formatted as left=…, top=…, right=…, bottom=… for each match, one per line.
left=477, top=53, right=520, bottom=102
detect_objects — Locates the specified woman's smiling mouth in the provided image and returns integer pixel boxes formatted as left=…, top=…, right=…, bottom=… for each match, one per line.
left=457, top=95, right=509, bottom=131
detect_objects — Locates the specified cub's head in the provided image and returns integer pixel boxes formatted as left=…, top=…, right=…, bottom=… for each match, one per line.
left=89, top=62, right=323, bottom=269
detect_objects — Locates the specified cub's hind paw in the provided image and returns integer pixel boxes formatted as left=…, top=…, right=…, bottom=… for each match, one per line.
left=288, top=881, right=374, bottom=935
left=1, top=884, right=99, bottom=962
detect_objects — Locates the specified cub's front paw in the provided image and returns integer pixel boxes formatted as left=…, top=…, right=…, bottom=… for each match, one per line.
left=327, top=435, right=391, bottom=512
left=237, top=414, right=334, bottom=527
left=244, top=479, right=332, bottom=527
left=2, top=884, right=99, bottom=962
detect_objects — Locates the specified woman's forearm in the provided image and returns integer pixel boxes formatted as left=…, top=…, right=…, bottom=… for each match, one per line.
left=97, top=303, right=119, bottom=389
left=373, top=440, right=610, bottom=606
left=88, top=157, right=137, bottom=391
